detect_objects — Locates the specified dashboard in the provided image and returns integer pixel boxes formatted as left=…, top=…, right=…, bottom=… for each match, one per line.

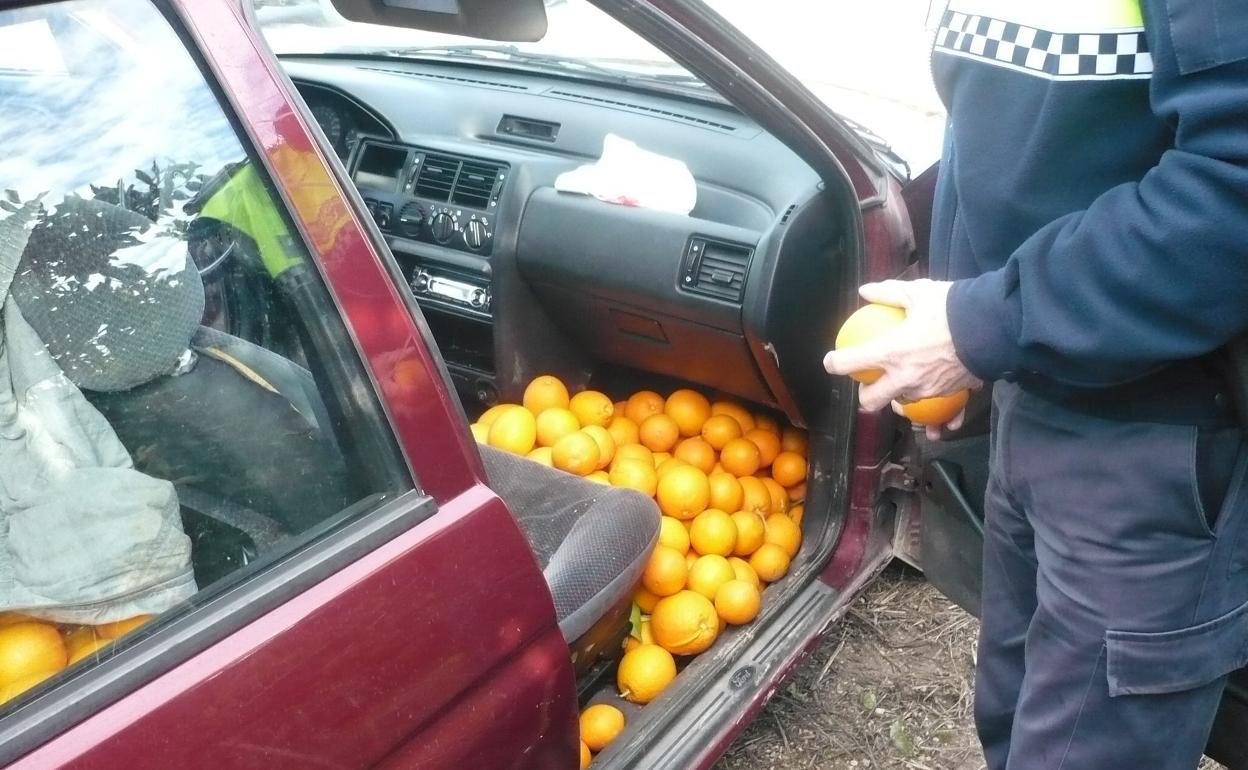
left=288, top=58, right=851, bottom=425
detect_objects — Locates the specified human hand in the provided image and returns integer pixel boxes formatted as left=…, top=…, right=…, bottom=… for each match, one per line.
left=823, top=280, right=981, bottom=434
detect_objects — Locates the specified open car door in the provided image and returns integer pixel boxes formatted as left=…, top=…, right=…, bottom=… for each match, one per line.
left=897, top=164, right=1248, bottom=770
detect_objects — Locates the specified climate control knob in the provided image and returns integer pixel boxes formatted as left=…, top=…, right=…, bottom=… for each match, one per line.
left=430, top=212, right=457, bottom=244
left=463, top=219, right=488, bottom=251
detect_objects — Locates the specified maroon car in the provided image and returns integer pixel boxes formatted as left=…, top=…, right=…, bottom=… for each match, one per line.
left=0, top=0, right=1242, bottom=768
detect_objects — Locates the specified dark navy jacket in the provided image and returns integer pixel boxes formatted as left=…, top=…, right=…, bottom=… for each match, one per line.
left=931, top=0, right=1248, bottom=414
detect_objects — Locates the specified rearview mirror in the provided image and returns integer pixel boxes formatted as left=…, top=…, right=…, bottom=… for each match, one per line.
left=328, top=0, right=548, bottom=42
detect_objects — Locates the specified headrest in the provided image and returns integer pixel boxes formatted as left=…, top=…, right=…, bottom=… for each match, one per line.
left=9, top=197, right=205, bottom=392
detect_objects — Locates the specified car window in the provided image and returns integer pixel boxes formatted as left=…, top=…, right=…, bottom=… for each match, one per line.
left=0, top=0, right=412, bottom=711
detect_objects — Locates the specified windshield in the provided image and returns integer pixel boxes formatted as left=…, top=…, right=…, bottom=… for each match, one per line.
left=254, top=0, right=945, bottom=167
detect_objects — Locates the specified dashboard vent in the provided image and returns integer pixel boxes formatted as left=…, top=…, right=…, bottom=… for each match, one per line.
left=356, top=66, right=529, bottom=91
left=680, top=237, right=753, bottom=303
left=547, top=89, right=738, bottom=132
left=413, top=152, right=506, bottom=209
left=452, top=161, right=502, bottom=208
left=414, top=154, right=458, bottom=201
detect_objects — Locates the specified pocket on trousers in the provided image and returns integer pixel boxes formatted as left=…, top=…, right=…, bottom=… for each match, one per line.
left=1106, top=598, right=1248, bottom=697
left=1191, top=426, right=1244, bottom=534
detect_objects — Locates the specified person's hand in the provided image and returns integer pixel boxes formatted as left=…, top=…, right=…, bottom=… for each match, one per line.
left=823, top=279, right=982, bottom=436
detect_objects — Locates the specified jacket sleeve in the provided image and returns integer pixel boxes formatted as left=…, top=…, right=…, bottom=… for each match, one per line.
left=946, top=0, right=1248, bottom=387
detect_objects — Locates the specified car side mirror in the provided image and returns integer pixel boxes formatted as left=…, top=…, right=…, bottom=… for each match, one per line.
left=328, top=0, right=548, bottom=42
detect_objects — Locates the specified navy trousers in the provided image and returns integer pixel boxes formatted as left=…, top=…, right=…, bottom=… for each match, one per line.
left=976, top=383, right=1248, bottom=770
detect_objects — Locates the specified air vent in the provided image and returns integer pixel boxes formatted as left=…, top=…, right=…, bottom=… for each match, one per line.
left=547, top=89, right=737, bottom=132
left=780, top=205, right=797, bottom=224
left=680, top=237, right=753, bottom=303
left=452, top=161, right=501, bottom=208
left=414, top=153, right=458, bottom=201
left=356, top=66, right=528, bottom=91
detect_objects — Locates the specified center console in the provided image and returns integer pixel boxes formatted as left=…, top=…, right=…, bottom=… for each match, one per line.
left=351, top=140, right=507, bottom=406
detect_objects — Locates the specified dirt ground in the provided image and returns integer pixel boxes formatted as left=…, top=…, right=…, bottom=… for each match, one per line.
left=715, top=563, right=1228, bottom=770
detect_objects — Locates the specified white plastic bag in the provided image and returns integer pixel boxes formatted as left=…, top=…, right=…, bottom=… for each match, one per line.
left=554, top=134, right=697, bottom=215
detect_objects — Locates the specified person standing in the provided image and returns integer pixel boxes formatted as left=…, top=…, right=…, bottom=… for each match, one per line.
left=824, top=0, right=1248, bottom=767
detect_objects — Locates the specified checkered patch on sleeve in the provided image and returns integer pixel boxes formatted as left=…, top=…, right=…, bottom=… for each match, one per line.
left=935, top=10, right=1153, bottom=80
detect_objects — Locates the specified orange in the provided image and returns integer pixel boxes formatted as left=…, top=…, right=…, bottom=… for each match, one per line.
left=673, top=438, right=717, bottom=475
left=789, top=504, right=805, bottom=527
left=68, top=637, right=112, bottom=666
left=834, top=303, right=907, bottom=383
left=781, top=427, right=809, bottom=457
left=582, top=425, right=617, bottom=469
left=625, top=390, right=666, bottom=425
left=901, top=390, right=971, bottom=426
left=711, top=462, right=726, bottom=474
left=96, top=615, right=153, bottom=640
left=580, top=740, right=592, bottom=769
left=488, top=407, right=538, bottom=456
left=710, top=401, right=755, bottom=433
left=738, top=476, right=771, bottom=516
left=651, top=590, right=719, bottom=656
left=469, top=423, right=489, bottom=443
left=553, top=432, right=601, bottom=476
left=749, top=543, right=791, bottom=583
left=580, top=703, right=625, bottom=751
left=523, top=375, right=571, bottom=415
left=686, top=554, right=735, bottom=600
left=652, top=452, right=673, bottom=468
left=719, top=438, right=762, bottom=477
left=478, top=403, right=518, bottom=427
left=639, top=414, right=680, bottom=453
left=745, top=429, right=781, bottom=468
left=656, top=466, right=711, bottom=520
left=700, top=414, right=743, bottom=451
left=526, top=447, right=555, bottom=467
left=715, top=580, right=762, bottom=625
left=587, top=471, right=611, bottom=485
left=63, top=626, right=99, bottom=659
left=634, top=586, right=661, bottom=614
left=641, top=545, right=689, bottom=597
left=617, top=644, right=676, bottom=704
left=570, top=390, right=615, bottom=428
left=0, top=669, right=55, bottom=704
left=731, top=511, right=767, bottom=556
left=536, top=408, right=581, bottom=447
left=764, top=513, right=803, bottom=558
left=613, top=443, right=654, bottom=469
left=610, top=459, right=659, bottom=497
left=787, top=482, right=808, bottom=503
left=607, top=415, right=640, bottom=448
left=753, top=414, right=782, bottom=437
left=658, top=516, right=692, bottom=555
left=762, top=478, right=791, bottom=516
left=684, top=552, right=698, bottom=572
left=655, top=458, right=688, bottom=480
left=728, top=556, right=762, bottom=589
left=772, top=451, right=808, bottom=488
left=665, top=389, right=711, bottom=438
left=689, top=510, right=737, bottom=557
left=707, top=472, right=744, bottom=514
left=0, top=622, right=66, bottom=686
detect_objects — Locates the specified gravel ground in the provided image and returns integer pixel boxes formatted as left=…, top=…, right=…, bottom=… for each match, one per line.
left=715, top=563, right=1228, bottom=770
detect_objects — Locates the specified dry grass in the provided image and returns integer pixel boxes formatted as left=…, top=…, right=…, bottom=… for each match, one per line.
left=715, top=564, right=1228, bottom=770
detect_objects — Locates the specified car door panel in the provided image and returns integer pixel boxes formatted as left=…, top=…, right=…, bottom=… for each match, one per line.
left=11, top=489, right=574, bottom=770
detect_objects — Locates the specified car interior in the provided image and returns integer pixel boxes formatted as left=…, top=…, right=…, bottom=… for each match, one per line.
left=269, top=25, right=865, bottom=730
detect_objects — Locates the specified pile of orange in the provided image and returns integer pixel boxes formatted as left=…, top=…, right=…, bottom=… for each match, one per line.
left=0, top=612, right=152, bottom=706
left=472, top=377, right=810, bottom=725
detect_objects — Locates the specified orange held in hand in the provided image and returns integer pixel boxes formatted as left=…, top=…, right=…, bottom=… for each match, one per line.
left=900, top=390, right=970, bottom=426
left=834, top=303, right=907, bottom=384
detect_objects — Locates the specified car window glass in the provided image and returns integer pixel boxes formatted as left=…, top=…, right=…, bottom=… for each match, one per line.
left=0, top=0, right=411, bottom=711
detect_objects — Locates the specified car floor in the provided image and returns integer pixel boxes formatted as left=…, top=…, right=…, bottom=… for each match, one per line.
left=714, top=563, right=1228, bottom=770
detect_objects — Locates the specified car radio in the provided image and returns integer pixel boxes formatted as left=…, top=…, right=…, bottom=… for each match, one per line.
left=410, top=268, right=491, bottom=315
